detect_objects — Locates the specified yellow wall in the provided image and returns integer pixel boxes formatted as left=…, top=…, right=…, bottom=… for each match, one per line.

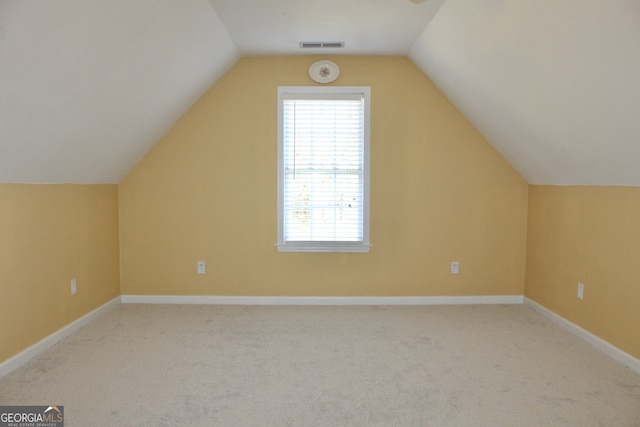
left=0, top=184, right=120, bottom=362
left=119, top=56, right=528, bottom=297
left=4, top=57, right=637, bottom=368
left=526, top=185, right=640, bottom=359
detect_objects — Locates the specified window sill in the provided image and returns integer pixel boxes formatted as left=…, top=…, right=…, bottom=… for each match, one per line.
left=276, top=242, right=371, bottom=253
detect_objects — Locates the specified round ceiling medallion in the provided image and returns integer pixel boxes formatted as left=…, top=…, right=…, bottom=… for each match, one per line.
left=308, top=60, right=340, bottom=84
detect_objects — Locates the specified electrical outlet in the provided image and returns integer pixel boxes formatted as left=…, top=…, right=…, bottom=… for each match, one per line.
left=577, top=283, right=584, bottom=300
left=197, top=261, right=206, bottom=274
left=71, top=278, right=77, bottom=295
left=451, top=261, right=460, bottom=274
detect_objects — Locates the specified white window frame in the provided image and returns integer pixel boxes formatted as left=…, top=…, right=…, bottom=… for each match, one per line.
left=277, top=86, right=371, bottom=253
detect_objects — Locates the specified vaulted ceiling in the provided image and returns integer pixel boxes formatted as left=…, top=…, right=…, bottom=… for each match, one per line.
left=1, top=0, right=639, bottom=185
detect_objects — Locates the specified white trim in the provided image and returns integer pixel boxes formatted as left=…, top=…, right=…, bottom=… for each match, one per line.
left=0, top=297, right=121, bottom=378
left=4, top=294, right=636, bottom=381
left=121, top=295, right=523, bottom=305
left=276, top=243, right=372, bottom=253
left=524, top=297, right=640, bottom=375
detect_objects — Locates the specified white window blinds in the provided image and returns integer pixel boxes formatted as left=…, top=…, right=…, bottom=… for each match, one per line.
left=277, top=87, right=370, bottom=252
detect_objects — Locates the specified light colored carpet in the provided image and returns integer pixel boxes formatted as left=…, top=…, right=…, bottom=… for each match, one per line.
left=0, top=304, right=638, bottom=426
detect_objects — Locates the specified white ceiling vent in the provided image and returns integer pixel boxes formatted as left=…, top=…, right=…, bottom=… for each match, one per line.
left=299, top=41, right=345, bottom=49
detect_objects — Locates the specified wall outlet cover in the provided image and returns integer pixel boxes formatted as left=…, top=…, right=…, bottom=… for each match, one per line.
left=451, top=261, right=460, bottom=274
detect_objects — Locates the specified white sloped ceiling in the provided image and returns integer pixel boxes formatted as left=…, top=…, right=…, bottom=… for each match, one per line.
left=2, top=0, right=638, bottom=186
left=0, top=0, right=239, bottom=183
left=208, top=0, right=445, bottom=56
left=410, top=0, right=640, bottom=186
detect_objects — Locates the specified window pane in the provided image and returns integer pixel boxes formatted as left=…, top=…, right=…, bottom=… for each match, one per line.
left=284, top=172, right=363, bottom=241
left=277, top=86, right=370, bottom=252
left=283, top=98, right=363, bottom=242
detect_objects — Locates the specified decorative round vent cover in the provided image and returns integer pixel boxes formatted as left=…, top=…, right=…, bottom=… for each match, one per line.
left=309, top=60, right=340, bottom=84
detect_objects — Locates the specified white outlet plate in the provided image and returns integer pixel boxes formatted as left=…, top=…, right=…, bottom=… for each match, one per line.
left=71, top=278, right=77, bottom=295
left=451, top=261, right=459, bottom=274
left=197, top=261, right=206, bottom=274
left=577, top=283, right=584, bottom=300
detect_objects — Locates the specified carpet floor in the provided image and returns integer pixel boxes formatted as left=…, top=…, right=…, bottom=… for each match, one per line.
left=0, top=304, right=639, bottom=426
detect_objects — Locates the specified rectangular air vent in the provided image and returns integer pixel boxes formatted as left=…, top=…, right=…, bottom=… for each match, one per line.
left=299, top=41, right=345, bottom=49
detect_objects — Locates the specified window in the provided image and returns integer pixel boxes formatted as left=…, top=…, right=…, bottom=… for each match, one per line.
left=277, top=86, right=371, bottom=253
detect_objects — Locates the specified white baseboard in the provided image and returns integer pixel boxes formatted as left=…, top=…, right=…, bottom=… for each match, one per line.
left=121, top=294, right=524, bottom=305
left=524, top=297, right=640, bottom=375
left=0, top=296, right=121, bottom=378
left=4, top=294, right=637, bottom=379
